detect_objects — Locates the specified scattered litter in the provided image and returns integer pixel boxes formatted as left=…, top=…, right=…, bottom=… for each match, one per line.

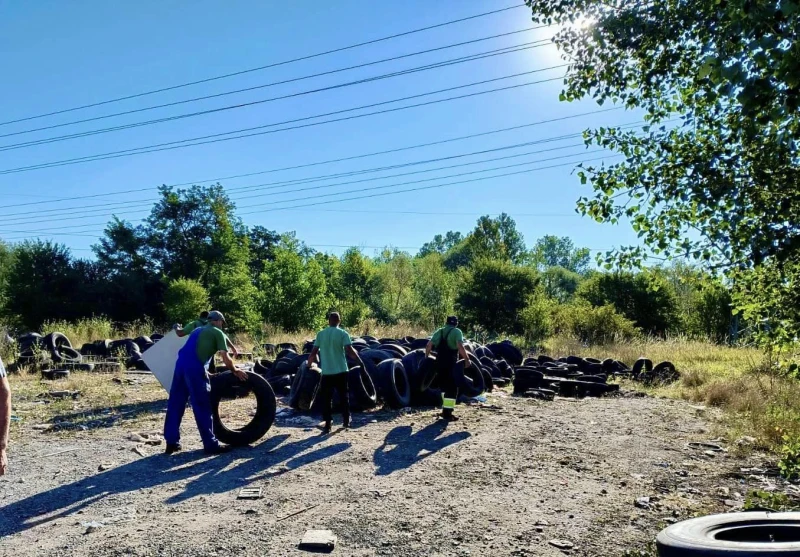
left=635, top=496, right=651, bottom=510
left=687, top=442, right=724, bottom=452
left=237, top=487, right=263, bottom=499
left=32, top=423, right=53, bottom=431
left=10, top=415, right=21, bottom=422
left=82, top=521, right=104, bottom=534
left=98, top=463, right=114, bottom=472
left=131, top=445, right=147, bottom=457
left=128, top=432, right=146, bottom=442
left=41, top=390, right=81, bottom=400
left=40, top=447, right=79, bottom=458
left=284, top=416, right=319, bottom=427
left=548, top=539, right=574, bottom=550
left=277, top=504, right=319, bottom=522
left=143, top=435, right=163, bottom=446
left=299, top=529, right=337, bottom=552
left=267, top=465, right=290, bottom=475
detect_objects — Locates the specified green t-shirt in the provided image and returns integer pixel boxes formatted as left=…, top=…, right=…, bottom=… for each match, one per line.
left=430, top=325, right=464, bottom=350
left=194, top=325, right=229, bottom=363
left=183, top=318, right=208, bottom=334
left=314, top=326, right=352, bottom=375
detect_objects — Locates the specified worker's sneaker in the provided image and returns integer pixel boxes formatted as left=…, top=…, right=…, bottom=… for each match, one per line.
left=321, top=422, right=332, bottom=435
left=441, top=413, right=459, bottom=422
left=343, top=417, right=351, bottom=429
left=164, top=443, right=182, bottom=455
left=205, top=444, right=233, bottom=455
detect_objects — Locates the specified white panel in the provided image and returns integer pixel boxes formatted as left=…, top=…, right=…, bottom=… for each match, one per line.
left=141, top=330, right=189, bottom=393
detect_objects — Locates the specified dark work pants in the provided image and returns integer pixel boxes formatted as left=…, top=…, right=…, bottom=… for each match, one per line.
left=317, top=371, right=350, bottom=424
left=438, top=363, right=458, bottom=416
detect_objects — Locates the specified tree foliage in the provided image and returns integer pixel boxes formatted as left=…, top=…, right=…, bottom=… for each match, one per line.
left=163, top=278, right=209, bottom=325
left=525, top=0, right=800, bottom=345
left=530, top=235, right=591, bottom=274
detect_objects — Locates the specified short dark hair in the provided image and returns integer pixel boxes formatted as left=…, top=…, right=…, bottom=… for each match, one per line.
left=328, top=312, right=341, bottom=324
left=200, top=311, right=210, bottom=319
left=446, top=315, right=458, bottom=326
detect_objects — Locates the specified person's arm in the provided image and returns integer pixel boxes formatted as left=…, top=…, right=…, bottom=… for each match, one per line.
left=345, top=345, right=365, bottom=368
left=226, top=337, right=239, bottom=357
left=0, top=377, right=10, bottom=476
left=457, top=341, right=471, bottom=367
left=425, top=340, right=434, bottom=358
left=307, top=346, right=320, bottom=367
left=220, top=351, right=247, bottom=381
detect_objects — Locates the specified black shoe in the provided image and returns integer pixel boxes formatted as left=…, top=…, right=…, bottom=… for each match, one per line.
left=165, top=443, right=182, bottom=455
left=441, top=413, right=459, bottom=422
left=343, top=417, right=351, bottom=429
left=205, top=444, right=234, bottom=455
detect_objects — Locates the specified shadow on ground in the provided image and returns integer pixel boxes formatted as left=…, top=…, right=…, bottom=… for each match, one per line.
left=0, top=432, right=350, bottom=538
left=373, top=420, right=470, bottom=476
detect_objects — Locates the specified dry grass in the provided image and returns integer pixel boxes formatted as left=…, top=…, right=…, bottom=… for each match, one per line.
left=544, top=335, right=800, bottom=452
left=40, top=317, right=156, bottom=348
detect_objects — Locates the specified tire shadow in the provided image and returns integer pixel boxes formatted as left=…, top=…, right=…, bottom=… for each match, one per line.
left=0, top=430, right=350, bottom=537
left=373, top=420, right=470, bottom=476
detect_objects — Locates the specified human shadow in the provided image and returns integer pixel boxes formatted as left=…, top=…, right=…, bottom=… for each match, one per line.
left=373, top=420, right=470, bottom=476
left=45, top=400, right=167, bottom=431
left=0, top=431, right=350, bottom=537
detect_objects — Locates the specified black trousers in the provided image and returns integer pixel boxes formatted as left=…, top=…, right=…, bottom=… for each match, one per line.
left=317, top=371, right=350, bottom=424
left=438, top=363, right=458, bottom=416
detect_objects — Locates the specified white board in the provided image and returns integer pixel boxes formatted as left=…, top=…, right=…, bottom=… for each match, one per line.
left=141, top=330, right=189, bottom=393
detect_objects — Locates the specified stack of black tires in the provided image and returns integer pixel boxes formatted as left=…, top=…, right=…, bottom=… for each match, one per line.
left=251, top=336, right=523, bottom=414
left=11, top=332, right=94, bottom=373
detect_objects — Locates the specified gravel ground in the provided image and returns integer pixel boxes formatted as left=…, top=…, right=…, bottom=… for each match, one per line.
left=0, top=378, right=766, bottom=556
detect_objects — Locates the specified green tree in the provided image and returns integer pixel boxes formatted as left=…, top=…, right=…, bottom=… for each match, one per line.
left=247, top=225, right=281, bottom=278
left=577, top=271, right=679, bottom=336
left=525, top=0, right=800, bottom=345
left=0, top=241, right=16, bottom=316
left=412, top=253, right=455, bottom=329
left=259, top=247, right=330, bottom=332
left=330, top=248, right=376, bottom=327
left=443, top=214, right=527, bottom=269
left=418, top=231, right=464, bottom=257
left=530, top=235, right=591, bottom=274
left=4, top=241, right=80, bottom=329
left=541, top=266, right=583, bottom=303
left=163, top=278, right=210, bottom=325
left=373, top=249, right=416, bottom=323
left=456, top=258, right=539, bottom=334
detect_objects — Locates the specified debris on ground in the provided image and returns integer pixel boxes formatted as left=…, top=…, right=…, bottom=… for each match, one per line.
left=299, top=530, right=337, bottom=552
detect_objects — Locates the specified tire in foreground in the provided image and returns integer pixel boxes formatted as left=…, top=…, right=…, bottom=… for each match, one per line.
left=210, top=371, right=276, bottom=446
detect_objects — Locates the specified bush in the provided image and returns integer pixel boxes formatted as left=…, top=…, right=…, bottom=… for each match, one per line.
left=163, top=278, right=210, bottom=326
left=551, top=299, right=639, bottom=345
left=519, top=289, right=555, bottom=346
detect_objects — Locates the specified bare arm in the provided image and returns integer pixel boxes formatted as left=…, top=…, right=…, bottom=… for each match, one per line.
left=0, top=377, right=10, bottom=475
left=220, top=351, right=246, bottom=381
left=226, top=337, right=238, bottom=357
left=457, top=341, right=471, bottom=367
left=307, top=347, right=320, bottom=367
left=345, top=345, right=364, bottom=367
left=425, top=340, right=433, bottom=358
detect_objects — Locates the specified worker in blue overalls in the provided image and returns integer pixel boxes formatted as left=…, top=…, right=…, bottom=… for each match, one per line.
left=163, top=310, right=247, bottom=455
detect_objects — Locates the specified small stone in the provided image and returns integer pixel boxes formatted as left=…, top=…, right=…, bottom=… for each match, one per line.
left=299, top=530, right=336, bottom=551
left=131, top=446, right=147, bottom=457
left=128, top=433, right=146, bottom=442
left=549, top=539, right=574, bottom=550
left=98, top=463, right=113, bottom=472
left=535, top=527, right=544, bottom=533
left=601, top=489, right=607, bottom=495
left=82, top=521, right=104, bottom=534
left=635, top=497, right=651, bottom=509
left=704, top=450, right=717, bottom=457
left=535, top=520, right=550, bottom=526
left=736, top=436, right=757, bottom=446
left=724, top=499, right=740, bottom=508
left=716, top=487, right=730, bottom=497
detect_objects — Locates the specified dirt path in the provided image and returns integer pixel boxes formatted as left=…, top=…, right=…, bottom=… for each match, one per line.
left=0, top=380, right=763, bottom=556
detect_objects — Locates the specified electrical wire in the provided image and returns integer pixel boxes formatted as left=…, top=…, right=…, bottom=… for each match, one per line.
left=0, top=27, right=548, bottom=140
left=0, top=3, right=529, bottom=127
left=0, top=41, right=554, bottom=152
left=0, top=70, right=568, bottom=175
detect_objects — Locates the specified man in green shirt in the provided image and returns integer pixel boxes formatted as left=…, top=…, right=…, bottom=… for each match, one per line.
left=164, top=310, right=247, bottom=455
left=307, top=312, right=365, bottom=434
left=175, top=311, right=209, bottom=337
left=426, top=316, right=472, bottom=422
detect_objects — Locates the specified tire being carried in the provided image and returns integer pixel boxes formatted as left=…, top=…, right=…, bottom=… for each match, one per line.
left=210, top=371, right=276, bottom=447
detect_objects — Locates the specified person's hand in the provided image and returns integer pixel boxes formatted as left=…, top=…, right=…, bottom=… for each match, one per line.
left=172, top=323, right=181, bottom=331
left=232, top=367, right=248, bottom=381
left=464, top=359, right=472, bottom=368
left=0, top=448, right=7, bottom=476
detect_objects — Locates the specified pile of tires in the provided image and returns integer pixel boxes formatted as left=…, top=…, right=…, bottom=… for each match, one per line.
left=79, top=333, right=163, bottom=371
left=11, top=331, right=93, bottom=372
left=250, top=335, right=522, bottom=415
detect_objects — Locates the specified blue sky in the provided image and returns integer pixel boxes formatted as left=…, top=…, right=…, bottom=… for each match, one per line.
left=0, top=0, right=643, bottom=259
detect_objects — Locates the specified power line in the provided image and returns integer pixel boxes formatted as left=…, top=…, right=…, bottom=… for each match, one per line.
left=0, top=41, right=554, bottom=152
left=0, top=28, right=547, bottom=140
left=0, top=151, right=618, bottom=236
left=0, top=70, right=568, bottom=175
left=0, top=3, right=528, bottom=127
left=0, top=107, right=623, bottom=209
left=0, top=138, right=592, bottom=224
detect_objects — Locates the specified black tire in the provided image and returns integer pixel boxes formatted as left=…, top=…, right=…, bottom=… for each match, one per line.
left=495, top=359, right=513, bottom=379
left=41, top=369, right=69, bottom=380
left=302, top=340, right=315, bottom=354
left=277, top=342, right=298, bottom=353
left=453, top=360, right=485, bottom=398
left=266, top=374, right=292, bottom=394
left=43, top=332, right=72, bottom=350
left=377, top=338, right=398, bottom=345
left=275, top=348, right=297, bottom=361
left=579, top=374, right=608, bottom=384
left=479, top=357, right=502, bottom=379
left=480, top=366, right=494, bottom=393
left=409, top=338, right=430, bottom=351
left=359, top=349, right=394, bottom=385
left=513, top=367, right=544, bottom=394
left=65, top=362, right=95, bottom=372
left=377, top=343, right=408, bottom=358
left=289, top=362, right=321, bottom=411
left=632, top=358, right=654, bottom=378
left=411, top=387, right=443, bottom=407
left=347, top=365, right=378, bottom=411
left=150, top=333, right=164, bottom=342
left=537, top=355, right=555, bottom=364
left=261, top=343, right=277, bottom=356
left=557, top=379, right=618, bottom=397
left=375, top=359, right=411, bottom=409
left=110, top=339, right=141, bottom=359
left=273, top=357, right=299, bottom=376
left=656, top=512, right=800, bottom=556
left=210, top=371, right=276, bottom=447
left=57, top=346, right=82, bottom=363
left=419, top=356, right=438, bottom=392
left=486, top=341, right=523, bottom=366
left=401, top=349, right=427, bottom=392
left=133, top=336, right=154, bottom=353
left=253, top=359, right=273, bottom=377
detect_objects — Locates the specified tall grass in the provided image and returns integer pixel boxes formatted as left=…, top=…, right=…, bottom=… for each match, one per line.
left=39, top=317, right=155, bottom=347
